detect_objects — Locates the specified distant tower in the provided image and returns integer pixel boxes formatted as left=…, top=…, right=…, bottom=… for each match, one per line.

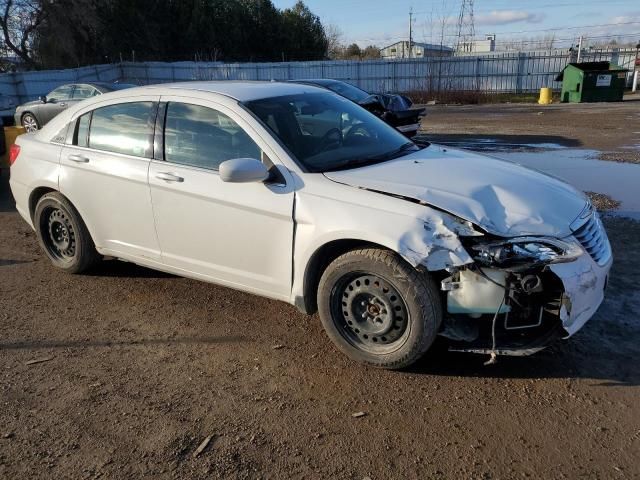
left=456, top=0, right=475, bottom=53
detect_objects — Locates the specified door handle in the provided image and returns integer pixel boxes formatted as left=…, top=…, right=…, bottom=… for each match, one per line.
left=59, top=103, right=67, bottom=107
left=67, top=154, right=89, bottom=163
left=156, top=172, right=184, bottom=183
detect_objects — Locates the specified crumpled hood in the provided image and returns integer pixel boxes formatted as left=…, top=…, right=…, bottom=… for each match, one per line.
left=324, top=145, right=587, bottom=237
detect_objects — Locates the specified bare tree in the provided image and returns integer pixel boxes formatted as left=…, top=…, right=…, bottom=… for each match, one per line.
left=325, top=23, right=344, bottom=59
left=0, top=0, right=46, bottom=69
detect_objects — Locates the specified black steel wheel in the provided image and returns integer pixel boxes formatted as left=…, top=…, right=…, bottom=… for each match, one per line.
left=318, top=248, right=442, bottom=369
left=34, top=192, right=101, bottom=273
left=44, top=207, right=76, bottom=261
left=331, top=273, right=410, bottom=355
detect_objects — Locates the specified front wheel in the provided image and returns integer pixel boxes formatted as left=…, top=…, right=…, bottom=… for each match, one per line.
left=33, top=192, right=101, bottom=273
left=317, top=248, right=442, bottom=369
left=21, top=113, right=39, bottom=132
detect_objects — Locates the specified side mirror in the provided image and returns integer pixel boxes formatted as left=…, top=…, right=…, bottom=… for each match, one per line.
left=39, top=95, right=47, bottom=103
left=219, top=158, right=269, bottom=183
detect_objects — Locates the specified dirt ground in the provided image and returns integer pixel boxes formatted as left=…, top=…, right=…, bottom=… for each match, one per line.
left=420, top=98, right=640, bottom=162
left=1, top=101, right=640, bottom=479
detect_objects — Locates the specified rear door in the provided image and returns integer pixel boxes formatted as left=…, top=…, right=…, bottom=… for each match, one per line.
left=148, top=97, right=295, bottom=299
left=59, top=97, right=162, bottom=261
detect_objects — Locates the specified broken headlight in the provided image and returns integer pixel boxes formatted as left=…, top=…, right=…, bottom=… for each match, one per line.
left=470, top=237, right=583, bottom=269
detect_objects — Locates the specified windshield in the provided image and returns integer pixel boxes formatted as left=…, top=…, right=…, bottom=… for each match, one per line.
left=244, top=92, right=418, bottom=173
left=324, top=81, right=370, bottom=103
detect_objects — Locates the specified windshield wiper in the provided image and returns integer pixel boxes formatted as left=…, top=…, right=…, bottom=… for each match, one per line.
left=383, top=141, right=420, bottom=160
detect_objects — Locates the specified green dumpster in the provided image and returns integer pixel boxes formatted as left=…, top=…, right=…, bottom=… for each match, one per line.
left=555, top=61, right=628, bottom=103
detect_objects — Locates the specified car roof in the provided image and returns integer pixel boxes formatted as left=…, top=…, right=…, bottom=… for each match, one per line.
left=290, top=79, right=340, bottom=87
left=52, top=82, right=131, bottom=90
left=144, top=81, right=323, bottom=102
left=36, top=81, right=331, bottom=140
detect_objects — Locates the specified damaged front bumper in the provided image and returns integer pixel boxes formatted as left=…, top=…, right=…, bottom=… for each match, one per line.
left=439, top=219, right=612, bottom=356
left=550, top=252, right=611, bottom=338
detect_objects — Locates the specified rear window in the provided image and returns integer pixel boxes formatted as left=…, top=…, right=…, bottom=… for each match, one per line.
left=85, top=102, right=155, bottom=157
left=73, top=85, right=98, bottom=99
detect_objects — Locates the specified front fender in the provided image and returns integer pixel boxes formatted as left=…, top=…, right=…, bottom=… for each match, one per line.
left=290, top=182, right=474, bottom=307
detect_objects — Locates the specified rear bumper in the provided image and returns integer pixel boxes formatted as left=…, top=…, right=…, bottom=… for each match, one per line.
left=395, top=123, right=420, bottom=137
left=0, top=108, right=16, bottom=121
left=8, top=177, right=34, bottom=228
left=396, top=123, right=420, bottom=133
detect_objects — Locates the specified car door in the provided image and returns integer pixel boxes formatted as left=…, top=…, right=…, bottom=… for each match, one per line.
left=40, top=84, right=75, bottom=124
left=148, top=98, right=295, bottom=299
left=59, top=97, right=162, bottom=261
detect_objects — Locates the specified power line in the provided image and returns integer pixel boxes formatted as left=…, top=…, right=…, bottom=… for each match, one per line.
left=493, top=32, right=640, bottom=46
left=360, top=20, right=640, bottom=42
left=412, top=0, right=633, bottom=15
left=356, top=31, right=640, bottom=45
left=481, top=20, right=640, bottom=36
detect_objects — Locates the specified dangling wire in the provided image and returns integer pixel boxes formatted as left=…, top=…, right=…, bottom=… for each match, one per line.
left=484, top=289, right=507, bottom=366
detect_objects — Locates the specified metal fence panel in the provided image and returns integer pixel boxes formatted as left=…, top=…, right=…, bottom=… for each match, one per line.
left=1, top=48, right=636, bottom=104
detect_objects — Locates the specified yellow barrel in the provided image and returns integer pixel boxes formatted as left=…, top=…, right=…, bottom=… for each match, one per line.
left=538, top=87, right=552, bottom=105
left=1, top=126, right=26, bottom=168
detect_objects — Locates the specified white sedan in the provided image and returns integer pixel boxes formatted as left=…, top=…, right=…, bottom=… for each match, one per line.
left=8, top=81, right=612, bottom=369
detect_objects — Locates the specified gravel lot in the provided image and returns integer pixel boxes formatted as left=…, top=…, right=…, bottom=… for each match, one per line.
left=1, top=101, right=639, bottom=479
left=420, top=98, right=640, bottom=155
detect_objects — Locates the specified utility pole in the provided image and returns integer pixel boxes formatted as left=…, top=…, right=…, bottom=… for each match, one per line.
left=408, top=7, right=413, bottom=59
left=633, top=41, right=639, bottom=93
left=577, top=35, right=583, bottom=62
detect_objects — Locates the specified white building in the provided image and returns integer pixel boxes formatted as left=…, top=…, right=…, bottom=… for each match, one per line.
left=380, top=41, right=454, bottom=59
left=456, top=35, right=496, bottom=54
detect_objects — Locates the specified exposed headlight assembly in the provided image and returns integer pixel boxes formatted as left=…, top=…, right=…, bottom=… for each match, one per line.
left=471, top=237, right=583, bottom=269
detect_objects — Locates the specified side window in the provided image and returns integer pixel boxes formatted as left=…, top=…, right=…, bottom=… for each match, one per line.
left=88, top=102, right=154, bottom=157
left=73, top=85, right=98, bottom=100
left=74, top=112, right=91, bottom=147
left=47, top=85, right=74, bottom=102
left=164, top=102, right=261, bottom=170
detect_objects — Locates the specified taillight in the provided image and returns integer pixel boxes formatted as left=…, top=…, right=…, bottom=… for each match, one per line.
left=8, top=144, right=20, bottom=166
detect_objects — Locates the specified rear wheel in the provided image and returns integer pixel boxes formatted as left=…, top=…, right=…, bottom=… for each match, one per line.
left=34, top=192, right=101, bottom=273
left=317, top=248, right=442, bottom=369
left=21, top=113, right=39, bottom=132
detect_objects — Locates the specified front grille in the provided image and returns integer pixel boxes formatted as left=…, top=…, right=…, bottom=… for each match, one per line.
left=572, top=211, right=611, bottom=265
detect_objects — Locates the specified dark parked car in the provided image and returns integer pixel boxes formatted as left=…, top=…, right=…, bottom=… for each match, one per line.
left=289, top=79, right=425, bottom=137
left=14, top=82, right=136, bottom=132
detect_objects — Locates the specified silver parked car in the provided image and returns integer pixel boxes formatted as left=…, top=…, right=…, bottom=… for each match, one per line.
left=14, top=82, right=136, bottom=132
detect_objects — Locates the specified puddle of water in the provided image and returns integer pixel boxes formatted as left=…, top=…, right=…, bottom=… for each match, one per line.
left=427, top=138, right=639, bottom=218
left=436, top=140, right=566, bottom=152
left=489, top=149, right=640, bottom=220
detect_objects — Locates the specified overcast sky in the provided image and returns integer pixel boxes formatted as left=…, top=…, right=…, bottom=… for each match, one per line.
left=273, top=0, right=640, bottom=48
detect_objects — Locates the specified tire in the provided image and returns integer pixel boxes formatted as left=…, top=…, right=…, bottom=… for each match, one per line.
left=21, top=113, right=40, bottom=132
left=317, top=248, right=442, bottom=369
left=34, top=192, right=101, bottom=273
